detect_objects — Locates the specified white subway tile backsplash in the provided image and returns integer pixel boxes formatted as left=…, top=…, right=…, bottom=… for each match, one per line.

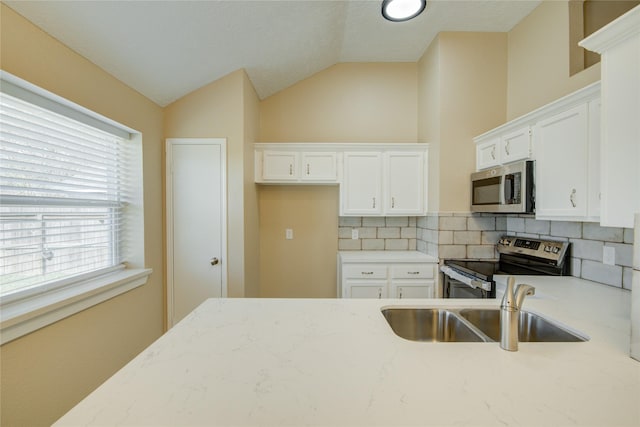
left=606, top=242, right=634, bottom=268
left=362, top=239, right=384, bottom=250
left=495, top=216, right=508, bottom=231
left=453, top=231, right=481, bottom=245
left=550, top=221, right=582, bottom=238
left=401, top=227, right=417, bottom=239
left=571, top=257, right=582, bottom=277
left=438, top=245, right=466, bottom=259
left=338, top=239, right=361, bottom=251
left=386, top=217, right=409, bottom=227
left=481, top=231, right=503, bottom=245
left=417, top=216, right=429, bottom=228
left=623, top=267, right=633, bottom=290
left=467, top=245, right=496, bottom=259
left=507, top=217, right=525, bottom=232
left=385, top=239, right=409, bottom=250
left=581, top=260, right=623, bottom=288
left=378, top=227, right=400, bottom=239
left=525, top=218, right=550, bottom=235
left=339, top=217, right=361, bottom=227
left=439, top=216, right=467, bottom=231
left=438, top=230, right=453, bottom=245
left=357, top=227, right=377, bottom=239
left=338, top=227, right=353, bottom=239
left=583, top=222, right=624, bottom=243
left=623, top=227, right=634, bottom=244
left=362, top=217, right=386, bottom=227
left=467, top=216, right=496, bottom=231
left=570, top=239, right=604, bottom=262
left=426, top=215, right=438, bottom=230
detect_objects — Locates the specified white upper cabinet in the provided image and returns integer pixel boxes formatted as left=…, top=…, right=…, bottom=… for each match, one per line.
left=580, top=5, right=640, bottom=228
left=535, top=104, right=590, bottom=219
left=340, top=148, right=428, bottom=217
left=341, top=152, right=383, bottom=216
left=385, top=151, right=425, bottom=215
left=300, top=152, right=337, bottom=182
left=501, top=126, right=532, bottom=164
left=261, top=151, right=299, bottom=181
left=255, top=144, right=338, bottom=184
left=476, top=127, right=531, bottom=170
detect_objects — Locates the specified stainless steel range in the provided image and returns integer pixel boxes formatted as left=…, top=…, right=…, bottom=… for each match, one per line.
left=440, top=236, right=570, bottom=299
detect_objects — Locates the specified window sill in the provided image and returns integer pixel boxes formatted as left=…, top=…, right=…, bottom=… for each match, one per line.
left=0, top=268, right=152, bottom=345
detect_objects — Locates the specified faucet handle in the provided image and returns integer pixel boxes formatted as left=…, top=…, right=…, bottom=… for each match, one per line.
left=515, top=284, right=536, bottom=308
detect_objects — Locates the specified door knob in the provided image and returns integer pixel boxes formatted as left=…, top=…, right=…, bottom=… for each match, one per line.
left=210, top=257, right=220, bottom=266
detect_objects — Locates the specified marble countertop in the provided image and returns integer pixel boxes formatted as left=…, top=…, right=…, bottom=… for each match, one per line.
left=55, top=276, right=640, bottom=426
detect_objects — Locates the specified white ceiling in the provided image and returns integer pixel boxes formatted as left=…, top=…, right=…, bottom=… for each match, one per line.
left=5, top=0, right=541, bottom=106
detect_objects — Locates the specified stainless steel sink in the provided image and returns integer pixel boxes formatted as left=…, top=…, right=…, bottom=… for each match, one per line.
left=381, top=307, right=588, bottom=343
left=381, top=308, right=487, bottom=342
left=458, top=308, right=588, bottom=342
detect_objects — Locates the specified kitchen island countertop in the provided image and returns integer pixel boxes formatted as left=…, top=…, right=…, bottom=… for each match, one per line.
left=55, top=276, right=640, bottom=426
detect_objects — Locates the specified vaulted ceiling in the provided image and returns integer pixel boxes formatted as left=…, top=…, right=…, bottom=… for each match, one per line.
left=5, top=0, right=541, bottom=106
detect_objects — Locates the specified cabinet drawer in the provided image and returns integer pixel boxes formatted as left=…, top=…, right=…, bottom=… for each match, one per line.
left=342, top=264, right=387, bottom=279
left=390, top=264, right=434, bottom=279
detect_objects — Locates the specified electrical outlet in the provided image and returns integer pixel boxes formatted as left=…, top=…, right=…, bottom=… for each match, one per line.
left=603, top=246, right=615, bottom=266
left=285, top=228, right=293, bottom=240
left=351, top=229, right=359, bottom=240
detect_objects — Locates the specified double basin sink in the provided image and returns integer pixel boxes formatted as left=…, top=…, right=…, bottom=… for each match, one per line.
left=382, top=308, right=588, bottom=343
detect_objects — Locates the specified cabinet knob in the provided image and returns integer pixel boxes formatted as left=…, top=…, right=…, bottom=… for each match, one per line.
left=570, top=188, right=577, bottom=208
left=378, top=289, right=382, bottom=299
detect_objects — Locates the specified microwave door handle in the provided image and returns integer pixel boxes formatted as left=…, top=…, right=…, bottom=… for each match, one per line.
left=499, top=176, right=506, bottom=205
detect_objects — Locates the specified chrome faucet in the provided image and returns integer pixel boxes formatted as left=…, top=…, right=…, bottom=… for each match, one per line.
left=500, top=276, right=535, bottom=351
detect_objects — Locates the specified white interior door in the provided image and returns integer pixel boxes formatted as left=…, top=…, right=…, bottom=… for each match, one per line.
left=166, top=138, right=226, bottom=327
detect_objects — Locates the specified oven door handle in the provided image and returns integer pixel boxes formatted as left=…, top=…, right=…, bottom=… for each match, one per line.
left=440, top=266, right=492, bottom=292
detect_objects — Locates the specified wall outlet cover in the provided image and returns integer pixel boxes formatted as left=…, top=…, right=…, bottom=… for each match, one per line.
left=285, top=228, right=293, bottom=240
left=351, top=229, right=359, bottom=240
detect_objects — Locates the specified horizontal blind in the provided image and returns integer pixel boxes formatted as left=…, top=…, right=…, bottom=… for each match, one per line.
left=0, top=92, right=128, bottom=296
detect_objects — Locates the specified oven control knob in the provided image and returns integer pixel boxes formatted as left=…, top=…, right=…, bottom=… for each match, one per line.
left=544, top=245, right=552, bottom=252
left=552, top=247, right=560, bottom=254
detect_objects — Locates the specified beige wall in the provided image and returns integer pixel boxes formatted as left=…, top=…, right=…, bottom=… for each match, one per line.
left=0, top=5, right=165, bottom=426
left=258, top=186, right=339, bottom=298
left=507, top=0, right=600, bottom=120
left=163, top=69, right=260, bottom=298
left=258, top=63, right=418, bottom=298
left=418, top=32, right=508, bottom=212
left=242, top=71, right=261, bottom=298
left=260, top=63, right=418, bottom=143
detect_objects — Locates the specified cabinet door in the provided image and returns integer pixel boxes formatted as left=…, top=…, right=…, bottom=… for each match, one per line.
left=392, top=282, right=434, bottom=299
left=341, top=152, right=382, bottom=216
left=587, top=99, right=601, bottom=220
left=385, top=152, right=425, bottom=215
left=262, top=151, right=298, bottom=181
left=535, top=104, right=589, bottom=218
left=344, top=282, right=386, bottom=298
left=476, top=138, right=501, bottom=170
left=300, top=152, right=337, bottom=182
left=501, top=126, right=531, bottom=164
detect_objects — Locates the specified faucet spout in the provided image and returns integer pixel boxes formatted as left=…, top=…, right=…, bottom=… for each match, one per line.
left=500, top=277, right=535, bottom=351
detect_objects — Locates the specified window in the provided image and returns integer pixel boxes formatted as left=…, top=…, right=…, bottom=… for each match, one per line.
left=0, top=72, right=150, bottom=344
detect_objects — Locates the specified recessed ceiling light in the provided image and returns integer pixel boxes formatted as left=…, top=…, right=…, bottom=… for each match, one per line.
left=381, top=0, right=427, bottom=22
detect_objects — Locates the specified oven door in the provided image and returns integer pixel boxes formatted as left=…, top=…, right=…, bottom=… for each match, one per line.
left=441, top=266, right=494, bottom=299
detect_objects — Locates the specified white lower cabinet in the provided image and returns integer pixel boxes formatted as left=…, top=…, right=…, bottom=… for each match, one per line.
left=338, top=251, right=437, bottom=299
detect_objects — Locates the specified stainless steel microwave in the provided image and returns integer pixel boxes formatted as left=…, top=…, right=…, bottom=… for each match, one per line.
left=470, top=160, right=535, bottom=213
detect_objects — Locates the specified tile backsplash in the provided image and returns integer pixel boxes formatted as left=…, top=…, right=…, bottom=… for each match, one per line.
left=339, top=213, right=634, bottom=290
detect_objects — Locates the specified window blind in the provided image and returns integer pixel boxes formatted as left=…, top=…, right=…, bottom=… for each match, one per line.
left=0, top=92, right=128, bottom=297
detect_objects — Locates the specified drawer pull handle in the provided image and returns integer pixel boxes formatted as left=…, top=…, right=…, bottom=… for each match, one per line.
left=361, top=271, right=374, bottom=275
left=289, top=164, right=293, bottom=175
left=408, top=271, right=420, bottom=275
